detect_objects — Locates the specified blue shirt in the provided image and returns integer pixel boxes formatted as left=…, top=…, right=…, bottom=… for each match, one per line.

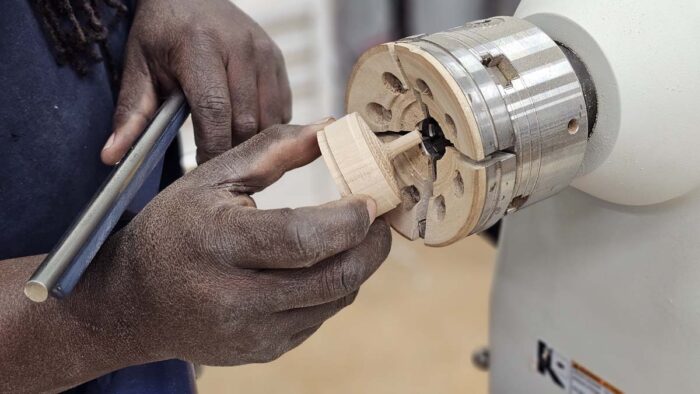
left=0, top=1, right=195, bottom=392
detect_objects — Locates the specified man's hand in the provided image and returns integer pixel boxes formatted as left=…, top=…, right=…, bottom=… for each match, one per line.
left=101, top=120, right=391, bottom=365
left=101, top=0, right=291, bottom=165
left=1, top=121, right=391, bottom=393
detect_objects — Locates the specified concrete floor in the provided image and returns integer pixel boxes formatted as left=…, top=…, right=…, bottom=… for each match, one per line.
left=197, top=232, right=496, bottom=393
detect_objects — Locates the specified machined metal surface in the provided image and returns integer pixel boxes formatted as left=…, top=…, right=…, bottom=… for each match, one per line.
left=347, top=16, right=591, bottom=244
left=25, top=93, right=190, bottom=302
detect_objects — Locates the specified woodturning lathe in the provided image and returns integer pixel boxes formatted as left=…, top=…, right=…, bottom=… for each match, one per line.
left=318, top=16, right=595, bottom=247
left=324, top=3, right=700, bottom=393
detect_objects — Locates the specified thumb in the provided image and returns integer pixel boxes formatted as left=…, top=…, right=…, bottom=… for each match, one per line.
left=102, top=50, right=158, bottom=165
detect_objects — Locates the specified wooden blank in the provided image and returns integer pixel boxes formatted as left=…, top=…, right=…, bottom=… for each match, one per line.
left=317, top=113, right=423, bottom=216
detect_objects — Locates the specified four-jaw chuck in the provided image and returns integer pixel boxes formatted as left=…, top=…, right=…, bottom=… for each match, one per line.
left=320, top=16, right=595, bottom=246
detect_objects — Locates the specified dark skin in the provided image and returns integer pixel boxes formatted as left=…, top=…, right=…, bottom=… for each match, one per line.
left=1, top=123, right=391, bottom=393
left=1, top=1, right=393, bottom=392
left=102, top=0, right=291, bottom=164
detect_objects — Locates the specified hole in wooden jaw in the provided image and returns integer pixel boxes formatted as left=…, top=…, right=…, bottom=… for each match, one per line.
left=416, top=79, right=433, bottom=98
left=400, top=185, right=421, bottom=211
left=453, top=171, right=464, bottom=197
left=366, top=102, right=393, bottom=125
left=382, top=72, right=407, bottom=94
left=435, top=195, right=446, bottom=221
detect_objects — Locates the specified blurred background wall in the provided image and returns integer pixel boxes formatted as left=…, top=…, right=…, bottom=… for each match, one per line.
left=180, top=1, right=519, bottom=392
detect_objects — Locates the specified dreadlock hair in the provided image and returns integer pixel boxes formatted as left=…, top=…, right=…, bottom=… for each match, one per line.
left=32, top=0, right=128, bottom=84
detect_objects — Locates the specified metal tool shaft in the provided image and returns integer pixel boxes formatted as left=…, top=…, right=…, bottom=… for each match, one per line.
left=25, top=92, right=190, bottom=302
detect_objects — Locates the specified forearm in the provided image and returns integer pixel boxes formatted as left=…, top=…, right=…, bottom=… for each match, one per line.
left=0, top=247, right=151, bottom=393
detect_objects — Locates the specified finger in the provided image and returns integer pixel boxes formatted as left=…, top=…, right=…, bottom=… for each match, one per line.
left=256, top=41, right=284, bottom=129
left=287, top=324, right=322, bottom=352
left=260, top=219, right=391, bottom=309
left=250, top=323, right=322, bottom=364
left=213, top=195, right=377, bottom=270
left=227, top=58, right=259, bottom=147
left=200, top=120, right=332, bottom=190
left=257, top=72, right=281, bottom=130
left=277, top=63, right=293, bottom=124
left=177, top=46, right=232, bottom=164
left=276, top=292, right=358, bottom=333
left=102, top=48, right=158, bottom=165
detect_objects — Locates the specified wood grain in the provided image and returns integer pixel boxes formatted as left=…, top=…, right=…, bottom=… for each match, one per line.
left=317, top=113, right=423, bottom=216
left=339, top=42, right=488, bottom=245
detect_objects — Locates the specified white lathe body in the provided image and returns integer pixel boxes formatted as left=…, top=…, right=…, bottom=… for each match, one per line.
left=493, top=1, right=700, bottom=393
left=319, top=1, right=699, bottom=391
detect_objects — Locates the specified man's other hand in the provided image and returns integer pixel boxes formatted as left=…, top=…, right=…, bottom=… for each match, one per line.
left=102, top=0, right=291, bottom=165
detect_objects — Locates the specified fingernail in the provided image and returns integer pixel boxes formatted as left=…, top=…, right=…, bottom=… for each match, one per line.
left=102, top=133, right=115, bottom=151
left=366, top=198, right=377, bottom=223
left=310, top=116, right=335, bottom=126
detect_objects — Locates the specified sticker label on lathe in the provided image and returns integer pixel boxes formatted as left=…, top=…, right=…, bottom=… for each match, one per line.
left=537, top=340, right=623, bottom=394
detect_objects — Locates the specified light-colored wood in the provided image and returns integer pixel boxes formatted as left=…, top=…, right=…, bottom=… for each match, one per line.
left=342, top=42, right=487, bottom=246
left=384, top=130, right=422, bottom=160
left=317, top=113, right=424, bottom=216
left=345, top=44, right=424, bottom=133
left=424, top=149, right=486, bottom=247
